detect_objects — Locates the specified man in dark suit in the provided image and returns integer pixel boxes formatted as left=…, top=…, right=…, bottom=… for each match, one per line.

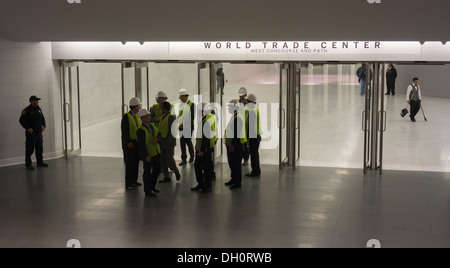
left=386, top=64, right=398, bottom=95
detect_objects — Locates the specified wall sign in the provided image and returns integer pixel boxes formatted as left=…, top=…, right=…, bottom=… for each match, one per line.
left=51, top=41, right=449, bottom=62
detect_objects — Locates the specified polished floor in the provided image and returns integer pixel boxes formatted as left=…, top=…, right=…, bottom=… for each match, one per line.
left=81, top=64, right=450, bottom=172
left=0, top=156, right=448, bottom=248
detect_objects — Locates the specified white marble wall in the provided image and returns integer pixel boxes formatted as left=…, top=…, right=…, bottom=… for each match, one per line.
left=0, top=38, right=62, bottom=166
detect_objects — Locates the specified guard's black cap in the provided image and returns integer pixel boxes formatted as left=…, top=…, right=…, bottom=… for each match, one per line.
left=29, top=95, right=41, bottom=102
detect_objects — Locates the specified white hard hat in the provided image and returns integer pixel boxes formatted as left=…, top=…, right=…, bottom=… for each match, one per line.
left=156, top=91, right=168, bottom=98
left=179, top=88, right=189, bottom=96
left=138, top=109, right=150, bottom=118
left=129, top=97, right=142, bottom=107
left=247, top=94, right=257, bottom=103
left=238, top=87, right=248, bottom=96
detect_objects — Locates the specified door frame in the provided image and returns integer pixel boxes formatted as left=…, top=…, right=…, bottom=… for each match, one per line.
left=61, top=61, right=82, bottom=159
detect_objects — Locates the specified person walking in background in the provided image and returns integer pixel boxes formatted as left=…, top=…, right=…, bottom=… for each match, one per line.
left=191, top=104, right=218, bottom=193
left=216, top=65, right=225, bottom=94
left=151, top=91, right=173, bottom=124
left=121, top=97, right=142, bottom=190
left=407, top=77, right=423, bottom=122
left=158, top=101, right=181, bottom=183
left=136, top=109, right=161, bottom=197
left=245, top=94, right=262, bottom=178
left=224, top=100, right=247, bottom=190
left=178, top=88, right=195, bottom=166
left=237, top=87, right=250, bottom=166
left=386, top=64, right=398, bottom=95
left=357, top=64, right=367, bottom=96
left=19, top=95, right=48, bottom=170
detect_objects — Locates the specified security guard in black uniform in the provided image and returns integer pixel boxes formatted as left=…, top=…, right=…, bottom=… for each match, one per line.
left=19, top=95, right=48, bottom=170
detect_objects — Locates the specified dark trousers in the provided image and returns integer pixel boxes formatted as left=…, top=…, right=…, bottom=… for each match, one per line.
left=123, top=142, right=140, bottom=188
left=242, top=143, right=250, bottom=162
left=143, top=156, right=161, bottom=194
left=160, top=144, right=180, bottom=178
left=410, top=100, right=421, bottom=120
left=180, top=136, right=194, bottom=162
left=194, top=150, right=213, bottom=189
left=227, top=143, right=243, bottom=186
left=25, top=131, right=43, bottom=167
left=249, top=136, right=261, bottom=176
left=387, top=81, right=396, bottom=94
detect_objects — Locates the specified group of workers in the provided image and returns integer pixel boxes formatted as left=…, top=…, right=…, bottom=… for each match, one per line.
left=121, top=87, right=262, bottom=197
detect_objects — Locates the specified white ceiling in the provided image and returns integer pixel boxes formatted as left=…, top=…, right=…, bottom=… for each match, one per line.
left=0, top=0, right=449, bottom=42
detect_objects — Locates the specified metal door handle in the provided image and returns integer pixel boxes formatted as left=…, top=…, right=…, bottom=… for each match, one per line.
left=282, top=109, right=286, bottom=129
left=362, top=111, right=366, bottom=131
left=64, top=103, right=70, bottom=123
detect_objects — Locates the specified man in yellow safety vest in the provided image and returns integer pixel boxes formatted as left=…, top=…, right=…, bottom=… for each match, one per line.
left=224, top=100, right=247, bottom=189
left=121, top=97, right=142, bottom=190
left=191, top=104, right=218, bottom=193
left=136, top=109, right=161, bottom=197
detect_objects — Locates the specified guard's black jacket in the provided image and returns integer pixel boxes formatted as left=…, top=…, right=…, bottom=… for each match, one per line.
left=19, top=105, right=46, bottom=132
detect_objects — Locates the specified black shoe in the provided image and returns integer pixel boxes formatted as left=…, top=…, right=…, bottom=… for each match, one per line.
left=151, top=188, right=160, bottom=194
left=126, top=186, right=137, bottom=190
left=200, top=187, right=212, bottom=193
left=392, top=94, right=395, bottom=96
left=132, top=182, right=142, bottom=187
left=245, top=173, right=260, bottom=177
left=189, top=158, right=194, bottom=163
left=385, top=93, right=390, bottom=96
left=26, top=166, right=35, bottom=171
left=176, top=173, right=181, bottom=181
left=179, top=161, right=187, bottom=166
left=225, top=180, right=234, bottom=186
left=191, top=185, right=203, bottom=191
left=37, top=163, right=48, bottom=167
left=230, top=184, right=242, bottom=190
left=159, top=177, right=171, bottom=183
left=242, top=161, right=249, bottom=166
left=411, top=117, right=416, bottom=122
left=145, top=192, right=157, bottom=197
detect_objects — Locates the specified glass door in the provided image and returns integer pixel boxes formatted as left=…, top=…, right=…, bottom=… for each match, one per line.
left=212, top=63, right=223, bottom=161
left=61, top=62, right=82, bottom=159
left=295, top=63, right=302, bottom=165
left=198, top=62, right=223, bottom=161
left=121, top=62, right=136, bottom=115
left=136, top=62, right=150, bottom=111
left=279, top=63, right=288, bottom=168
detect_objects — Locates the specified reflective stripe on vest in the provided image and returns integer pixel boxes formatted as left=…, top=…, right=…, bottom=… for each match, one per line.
left=127, top=112, right=141, bottom=140
left=140, top=124, right=161, bottom=158
left=195, top=114, right=218, bottom=151
left=224, top=113, right=247, bottom=146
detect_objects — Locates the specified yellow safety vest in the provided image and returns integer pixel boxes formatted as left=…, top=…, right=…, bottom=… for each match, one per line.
left=246, top=105, right=262, bottom=138
left=195, top=114, right=218, bottom=151
left=178, top=100, right=194, bottom=118
left=126, top=112, right=141, bottom=140
left=139, top=123, right=161, bottom=158
left=224, top=113, right=247, bottom=145
left=158, top=113, right=171, bottom=138
left=153, top=103, right=174, bottom=119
